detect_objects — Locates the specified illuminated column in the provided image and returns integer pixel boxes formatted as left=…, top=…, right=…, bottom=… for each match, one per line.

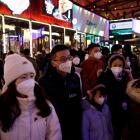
left=49, top=24, right=52, bottom=51
left=2, top=15, right=6, bottom=53
left=64, top=27, right=66, bottom=44
left=29, top=21, right=33, bottom=57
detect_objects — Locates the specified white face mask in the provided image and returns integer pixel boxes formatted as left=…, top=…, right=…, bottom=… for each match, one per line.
left=16, top=79, right=35, bottom=100
left=58, top=60, right=72, bottom=73
left=93, top=52, right=102, bottom=59
left=72, top=57, right=80, bottom=65
left=95, top=97, right=105, bottom=105
left=111, top=67, right=123, bottom=78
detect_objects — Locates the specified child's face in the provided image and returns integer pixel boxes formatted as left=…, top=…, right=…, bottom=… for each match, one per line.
left=111, top=59, right=124, bottom=68
left=93, top=90, right=106, bottom=105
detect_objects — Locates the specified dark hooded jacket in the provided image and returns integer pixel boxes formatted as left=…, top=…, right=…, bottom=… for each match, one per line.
left=97, top=68, right=132, bottom=126
left=38, top=62, right=82, bottom=140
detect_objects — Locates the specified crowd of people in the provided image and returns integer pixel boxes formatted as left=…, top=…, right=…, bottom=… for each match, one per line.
left=0, top=43, right=140, bottom=140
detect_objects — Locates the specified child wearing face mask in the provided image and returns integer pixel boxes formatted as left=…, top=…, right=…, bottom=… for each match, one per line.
left=82, top=84, right=114, bottom=140
left=0, top=54, right=62, bottom=140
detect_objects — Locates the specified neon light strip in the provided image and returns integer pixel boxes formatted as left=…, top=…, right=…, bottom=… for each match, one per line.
left=29, top=21, right=33, bottom=57
left=4, top=15, right=30, bottom=22
left=31, top=20, right=50, bottom=26
left=51, top=24, right=65, bottom=29
left=2, top=15, right=6, bottom=53
left=49, top=24, right=52, bottom=51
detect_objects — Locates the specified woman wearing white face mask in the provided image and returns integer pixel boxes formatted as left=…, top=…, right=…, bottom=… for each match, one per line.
left=0, top=54, right=62, bottom=140
left=82, top=84, right=113, bottom=140
left=97, top=54, right=133, bottom=140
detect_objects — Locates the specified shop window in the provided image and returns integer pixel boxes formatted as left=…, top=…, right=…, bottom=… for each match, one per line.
left=65, top=29, right=76, bottom=48
left=51, top=25, right=64, bottom=47
left=75, top=32, right=86, bottom=50
left=4, top=17, right=30, bottom=53
left=31, top=22, right=50, bottom=56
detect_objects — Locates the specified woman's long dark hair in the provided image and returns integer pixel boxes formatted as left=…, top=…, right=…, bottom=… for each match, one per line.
left=0, top=81, right=51, bottom=132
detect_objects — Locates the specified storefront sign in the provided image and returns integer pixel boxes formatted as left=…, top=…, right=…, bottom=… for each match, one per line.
left=72, top=4, right=109, bottom=40
left=86, top=20, right=97, bottom=27
left=110, top=21, right=132, bottom=30
left=0, top=0, right=30, bottom=14
left=132, top=19, right=140, bottom=35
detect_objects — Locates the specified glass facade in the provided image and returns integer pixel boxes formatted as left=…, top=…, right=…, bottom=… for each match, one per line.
left=51, top=25, right=64, bottom=47
left=65, top=28, right=76, bottom=47
left=31, top=22, right=50, bottom=56
left=4, top=16, right=30, bottom=53
left=0, top=16, right=76, bottom=57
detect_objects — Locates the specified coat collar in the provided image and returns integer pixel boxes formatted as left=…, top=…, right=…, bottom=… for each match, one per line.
left=17, top=97, right=36, bottom=112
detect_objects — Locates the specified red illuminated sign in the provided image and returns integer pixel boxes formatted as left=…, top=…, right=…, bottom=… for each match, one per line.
left=0, top=0, right=72, bottom=28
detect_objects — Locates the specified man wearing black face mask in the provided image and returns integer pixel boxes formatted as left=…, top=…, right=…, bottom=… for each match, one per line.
left=38, top=44, right=82, bottom=140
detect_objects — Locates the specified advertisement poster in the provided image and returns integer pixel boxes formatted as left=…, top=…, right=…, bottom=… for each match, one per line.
left=43, top=0, right=73, bottom=22
left=72, top=4, right=109, bottom=40
left=0, top=0, right=30, bottom=14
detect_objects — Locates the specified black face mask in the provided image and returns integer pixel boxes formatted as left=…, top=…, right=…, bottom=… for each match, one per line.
left=89, top=99, right=103, bottom=112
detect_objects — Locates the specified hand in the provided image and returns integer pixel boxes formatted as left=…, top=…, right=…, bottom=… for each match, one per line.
left=97, top=69, right=103, bottom=77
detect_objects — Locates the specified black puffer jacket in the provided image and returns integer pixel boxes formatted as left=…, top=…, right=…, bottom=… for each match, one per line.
left=38, top=63, right=82, bottom=140
left=97, top=69, right=131, bottom=126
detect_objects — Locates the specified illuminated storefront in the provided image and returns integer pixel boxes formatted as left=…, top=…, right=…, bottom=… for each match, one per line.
left=0, top=0, right=75, bottom=57
left=72, top=4, right=109, bottom=49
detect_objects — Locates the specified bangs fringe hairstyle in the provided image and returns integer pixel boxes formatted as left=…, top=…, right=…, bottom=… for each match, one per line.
left=107, top=54, right=125, bottom=69
left=90, top=84, right=107, bottom=97
left=0, top=82, right=51, bottom=132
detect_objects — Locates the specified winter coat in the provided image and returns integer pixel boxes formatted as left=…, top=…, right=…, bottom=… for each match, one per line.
left=38, top=63, right=82, bottom=140
left=97, top=68, right=133, bottom=127
left=82, top=99, right=113, bottom=140
left=80, top=57, right=105, bottom=95
left=126, top=79, right=140, bottom=140
left=0, top=98, right=62, bottom=140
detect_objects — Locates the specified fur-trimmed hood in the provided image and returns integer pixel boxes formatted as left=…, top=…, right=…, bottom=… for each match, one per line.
left=126, top=79, right=140, bottom=103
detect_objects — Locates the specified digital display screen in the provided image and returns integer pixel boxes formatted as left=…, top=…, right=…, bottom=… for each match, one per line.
left=43, top=0, right=73, bottom=22
left=132, top=19, right=140, bottom=34
left=0, top=0, right=30, bottom=14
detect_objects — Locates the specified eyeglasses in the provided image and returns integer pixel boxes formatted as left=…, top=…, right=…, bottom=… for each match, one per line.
left=53, top=56, right=73, bottom=63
